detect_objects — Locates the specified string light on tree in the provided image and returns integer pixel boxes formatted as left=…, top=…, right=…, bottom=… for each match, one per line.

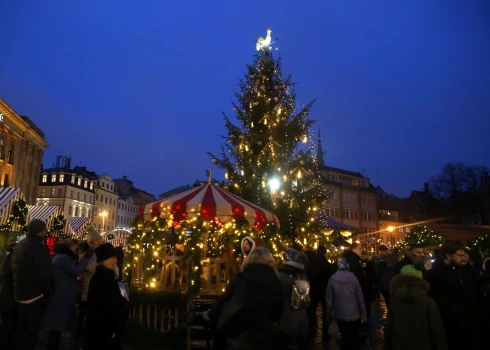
left=208, top=27, right=330, bottom=243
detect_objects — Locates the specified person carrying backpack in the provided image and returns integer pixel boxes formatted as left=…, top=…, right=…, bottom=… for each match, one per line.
left=276, top=249, right=310, bottom=349
left=204, top=248, right=284, bottom=350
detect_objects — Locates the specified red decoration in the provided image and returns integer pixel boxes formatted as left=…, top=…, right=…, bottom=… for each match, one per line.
left=46, top=236, right=58, bottom=256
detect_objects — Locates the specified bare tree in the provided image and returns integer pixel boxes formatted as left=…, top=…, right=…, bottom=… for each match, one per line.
left=430, top=162, right=472, bottom=198
left=466, top=165, right=489, bottom=193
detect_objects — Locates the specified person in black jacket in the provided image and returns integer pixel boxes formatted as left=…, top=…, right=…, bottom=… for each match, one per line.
left=305, top=245, right=331, bottom=341
left=0, top=240, right=18, bottom=350
left=11, top=219, right=52, bottom=350
left=426, top=240, right=480, bottom=350
left=204, top=247, right=284, bottom=350
left=85, top=243, right=129, bottom=350
left=393, top=244, right=424, bottom=275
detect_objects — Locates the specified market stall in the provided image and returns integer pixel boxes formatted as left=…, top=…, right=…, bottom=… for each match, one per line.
left=65, top=216, right=91, bottom=238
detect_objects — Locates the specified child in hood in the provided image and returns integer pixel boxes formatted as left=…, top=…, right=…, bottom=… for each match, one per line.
left=384, top=265, right=447, bottom=350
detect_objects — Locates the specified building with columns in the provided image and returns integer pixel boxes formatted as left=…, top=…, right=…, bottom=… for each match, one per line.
left=0, top=98, right=48, bottom=204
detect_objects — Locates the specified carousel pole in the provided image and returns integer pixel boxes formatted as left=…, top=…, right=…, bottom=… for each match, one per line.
left=203, top=168, right=212, bottom=258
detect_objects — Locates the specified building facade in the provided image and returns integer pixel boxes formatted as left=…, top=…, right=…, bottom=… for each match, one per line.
left=93, top=174, right=119, bottom=233
left=116, top=196, right=138, bottom=227
left=319, top=166, right=379, bottom=242
left=375, top=186, right=414, bottom=247
left=37, top=158, right=96, bottom=219
left=0, top=98, right=48, bottom=204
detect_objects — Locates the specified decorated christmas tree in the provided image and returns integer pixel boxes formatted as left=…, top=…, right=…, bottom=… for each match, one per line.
left=395, top=224, right=443, bottom=253
left=209, top=28, right=330, bottom=244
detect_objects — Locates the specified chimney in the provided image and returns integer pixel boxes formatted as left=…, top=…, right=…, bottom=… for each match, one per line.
left=66, top=157, right=72, bottom=170
left=424, top=182, right=430, bottom=193
left=56, top=156, right=61, bottom=168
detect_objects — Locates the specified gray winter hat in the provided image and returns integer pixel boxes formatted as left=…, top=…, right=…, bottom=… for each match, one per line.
left=337, top=257, right=350, bottom=271
left=283, top=249, right=308, bottom=270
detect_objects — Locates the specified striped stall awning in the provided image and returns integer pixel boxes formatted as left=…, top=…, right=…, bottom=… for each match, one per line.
left=65, top=216, right=91, bottom=236
left=27, top=205, right=63, bottom=230
left=0, top=187, right=24, bottom=226
left=138, top=184, right=280, bottom=230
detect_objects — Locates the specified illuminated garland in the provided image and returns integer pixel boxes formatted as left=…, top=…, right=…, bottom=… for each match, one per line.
left=467, top=233, right=490, bottom=257
left=48, top=214, right=66, bottom=237
left=0, top=199, right=28, bottom=234
left=208, top=49, right=330, bottom=242
left=394, top=224, right=443, bottom=253
left=126, top=215, right=282, bottom=296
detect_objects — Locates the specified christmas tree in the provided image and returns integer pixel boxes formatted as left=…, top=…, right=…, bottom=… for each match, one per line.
left=209, top=29, right=330, bottom=245
left=395, top=224, right=443, bottom=253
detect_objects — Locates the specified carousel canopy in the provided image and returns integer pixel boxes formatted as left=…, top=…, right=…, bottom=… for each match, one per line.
left=139, top=184, right=280, bottom=230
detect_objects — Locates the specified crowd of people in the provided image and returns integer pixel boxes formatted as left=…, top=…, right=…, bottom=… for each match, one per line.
left=1, top=226, right=490, bottom=350
left=202, top=237, right=490, bottom=350
left=0, top=220, right=128, bottom=350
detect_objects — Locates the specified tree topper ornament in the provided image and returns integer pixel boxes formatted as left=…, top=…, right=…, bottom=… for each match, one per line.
left=256, top=28, right=277, bottom=51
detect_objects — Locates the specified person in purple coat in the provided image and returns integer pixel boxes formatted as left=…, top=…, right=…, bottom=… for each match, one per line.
left=326, top=258, right=367, bottom=350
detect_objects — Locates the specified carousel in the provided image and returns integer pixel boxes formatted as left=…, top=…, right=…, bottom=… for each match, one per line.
left=129, top=181, right=280, bottom=295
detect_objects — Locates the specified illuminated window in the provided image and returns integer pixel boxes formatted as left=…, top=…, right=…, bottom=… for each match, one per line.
left=42, top=175, right=47, bottom=183
left=51, top=174, right=57, bottom=182
left=59, top=174, right=64, bottom=182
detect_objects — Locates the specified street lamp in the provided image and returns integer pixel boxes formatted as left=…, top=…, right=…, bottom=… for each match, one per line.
left=388, top=226, right=394, bottom=247
left=102, top=210, right=107, bottom=232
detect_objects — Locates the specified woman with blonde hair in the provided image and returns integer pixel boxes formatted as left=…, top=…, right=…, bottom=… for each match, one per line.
left=205, top=247, right=284, bottom=349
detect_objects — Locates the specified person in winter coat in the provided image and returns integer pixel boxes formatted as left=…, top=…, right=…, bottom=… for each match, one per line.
left=0, top=240, right=18, bottom=350
left=205, top=247, right=284, bottom=350
left=85, top=243, right=129, bottom=350
left=305, top=245, right=331, bottom=341
left=240, top=236, right=257, bottom=261
left=275, top=249, right=309, bottom=349
left=375, top=245, right=398, bottom=308
left=44, top=239, right=92, bottom=350
left=476, top=257, right=490, bottom=349
left=11, top=219, right=52, bottom=350
left=341, top=243, right=371, bottom=318
left=384, top=265, right=447, bottom=350
left=326, top=258, right=367, bottom=350
left=394, top=244, right=425, bottom=275
left=426, top=240, right=479, bottom=350
left=78, top=226, right=103, bottom=343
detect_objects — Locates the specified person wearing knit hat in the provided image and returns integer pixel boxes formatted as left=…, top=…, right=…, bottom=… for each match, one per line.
left=400, top=264, right=423, bottom=279
left=386, top=264, right=446, bottom=350
left=85, top=242, right=129, bottom=350
left=78, top=225, right=104, bottom=341
left=86, top=225, right=103, bottom=244
left=10, top=219, right=52, bottom=350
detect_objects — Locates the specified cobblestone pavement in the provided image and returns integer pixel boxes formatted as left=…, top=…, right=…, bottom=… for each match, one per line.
left=36, top=301, right=387, bottom=349
left=311, top=301, right=387, bottom=350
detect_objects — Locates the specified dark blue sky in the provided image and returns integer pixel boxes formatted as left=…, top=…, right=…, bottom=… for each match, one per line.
left=1, top=0, right=489, bottom=198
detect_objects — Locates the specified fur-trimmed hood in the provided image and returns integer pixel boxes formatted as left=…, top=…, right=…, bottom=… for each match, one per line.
left=389, top=274, right=429, bottom=303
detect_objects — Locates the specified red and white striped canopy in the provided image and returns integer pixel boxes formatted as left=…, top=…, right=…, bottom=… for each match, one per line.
left=138, top=184, right=280, bottom=230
